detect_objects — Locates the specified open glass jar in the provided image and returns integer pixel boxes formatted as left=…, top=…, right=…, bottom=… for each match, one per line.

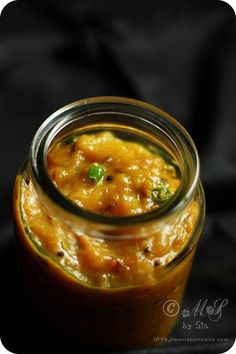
left=13, top=97, right=205, bottom=349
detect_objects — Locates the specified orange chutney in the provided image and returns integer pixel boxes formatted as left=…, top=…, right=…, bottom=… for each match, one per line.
left=13, top=97, right=205, bottom=349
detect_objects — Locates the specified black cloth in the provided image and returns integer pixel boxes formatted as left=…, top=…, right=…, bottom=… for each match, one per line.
left=0, top=1, right=235, bottom=353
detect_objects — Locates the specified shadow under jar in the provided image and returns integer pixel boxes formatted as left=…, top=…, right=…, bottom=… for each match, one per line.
left=13, top=97, right=205, bottom=350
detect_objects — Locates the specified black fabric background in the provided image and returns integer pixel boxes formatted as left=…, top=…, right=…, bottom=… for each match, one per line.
left=0, top=1, right=235, bottom=353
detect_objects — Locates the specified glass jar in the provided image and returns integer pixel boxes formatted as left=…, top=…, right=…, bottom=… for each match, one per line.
left=13, top=97, right=205, bottom=349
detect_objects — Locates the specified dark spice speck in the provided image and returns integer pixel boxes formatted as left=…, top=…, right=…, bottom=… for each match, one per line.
left=71, top=142, right=77, bottom=152
left=154, top=259, right=160, bottom=267
left=57, top=251, right=65, bottom=257
left=106, top=175, right=113, bottom=181
left=25, top=178, right=30, bottom=185
left=144, top=247, right=151, bottom=253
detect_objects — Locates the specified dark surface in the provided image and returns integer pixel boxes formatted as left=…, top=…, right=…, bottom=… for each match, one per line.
left=0, top=1, right=235, bottom=353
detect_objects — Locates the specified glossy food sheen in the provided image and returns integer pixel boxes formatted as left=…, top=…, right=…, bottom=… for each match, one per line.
left=20, top=131, right=199, bottom=288
left=47, top=131, right=179, bottom=215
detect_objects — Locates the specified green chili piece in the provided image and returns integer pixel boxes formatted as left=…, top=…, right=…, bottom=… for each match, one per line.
left=63, top=135, right=77, bottom=146
left=87, top=163, right=105, bottom=182
left=151, top=186, right=173, bottom=204
left=147, top=144, right=178, bottom=166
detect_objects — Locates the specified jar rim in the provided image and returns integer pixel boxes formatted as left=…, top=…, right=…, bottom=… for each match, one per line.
left=29, top=96, right=200, bottom=238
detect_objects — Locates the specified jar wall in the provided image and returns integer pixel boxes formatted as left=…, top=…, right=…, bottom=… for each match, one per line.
left=14, top=170, right=204, bottom=349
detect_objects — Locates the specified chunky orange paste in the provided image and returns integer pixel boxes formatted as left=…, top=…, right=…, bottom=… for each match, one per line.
left=47, top=131, right=179, bottom=215
left=20, top=131, right=199, bottom=288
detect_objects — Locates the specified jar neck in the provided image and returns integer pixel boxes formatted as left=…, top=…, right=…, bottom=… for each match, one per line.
left=29, top=96, right=199, bottom=239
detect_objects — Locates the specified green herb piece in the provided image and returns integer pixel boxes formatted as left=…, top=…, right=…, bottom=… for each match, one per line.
left=63, top=135, right=77, bottom=146
left=87, top=163, right=105, bottom=183
left=147, top=144, right=178, bottom=166
left=147, top=144, right=159, bottom=154
left=151, top=186, right=173, bottom=204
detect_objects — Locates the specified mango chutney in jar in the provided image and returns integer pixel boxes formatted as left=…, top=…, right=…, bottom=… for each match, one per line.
left=13, top=97, right=205, bottom=349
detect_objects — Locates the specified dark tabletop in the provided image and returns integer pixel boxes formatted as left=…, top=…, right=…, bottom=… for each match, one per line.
left=0, top=1, right=235, bottom=353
